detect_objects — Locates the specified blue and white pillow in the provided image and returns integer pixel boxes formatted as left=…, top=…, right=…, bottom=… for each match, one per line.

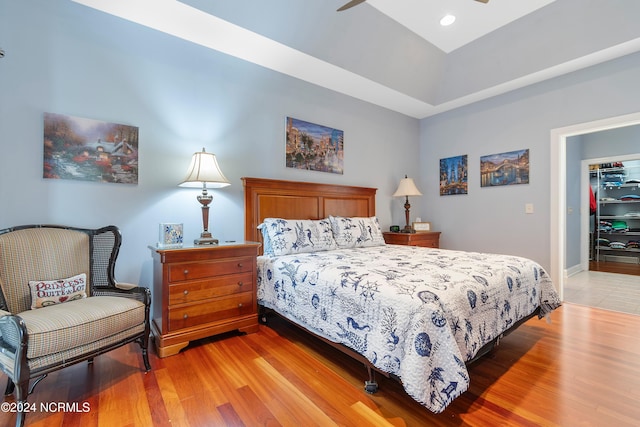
left=328, top=216, right=386, bottom=249
left=258, top=218, right=337, bottom=256
left=257, top=222, right=275, bottom=255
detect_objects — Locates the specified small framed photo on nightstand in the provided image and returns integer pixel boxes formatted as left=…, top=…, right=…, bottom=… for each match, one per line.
left=158, top=223, right=184, bottom=248
left=412, top=222, right=431, bottom=233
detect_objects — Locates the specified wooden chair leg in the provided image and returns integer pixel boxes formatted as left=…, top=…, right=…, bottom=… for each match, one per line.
left=140, top=335, right=151, bottom=372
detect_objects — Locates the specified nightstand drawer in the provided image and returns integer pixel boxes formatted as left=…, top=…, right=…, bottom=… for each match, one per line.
left=168, top=272, right=254, bottom=305
left=413, top=239, right=438, bottom=248
left=168, top=256, right=254, bottom=282
left=168, top=292, right=254, bottom=331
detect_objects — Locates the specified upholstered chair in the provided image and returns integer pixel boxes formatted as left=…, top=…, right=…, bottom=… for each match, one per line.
left=0, top=225, right=151, bottom=427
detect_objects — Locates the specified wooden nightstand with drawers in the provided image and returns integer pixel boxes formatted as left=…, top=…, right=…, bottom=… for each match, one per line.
left=383, top=231, right=441, bottom=248
left=150, top=241, right=261, bottom=357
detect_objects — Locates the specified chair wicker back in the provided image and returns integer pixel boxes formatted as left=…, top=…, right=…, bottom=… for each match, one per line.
left=0, top=227, right=90, bottom=314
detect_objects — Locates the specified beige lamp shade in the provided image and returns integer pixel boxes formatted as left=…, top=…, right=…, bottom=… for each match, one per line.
left=179, top=148, right=230, bottom=188
left=393, top=176, right=422, bottom=197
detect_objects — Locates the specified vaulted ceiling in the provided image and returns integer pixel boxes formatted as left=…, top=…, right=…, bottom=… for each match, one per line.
left=72, top=0, right=640, bottom=118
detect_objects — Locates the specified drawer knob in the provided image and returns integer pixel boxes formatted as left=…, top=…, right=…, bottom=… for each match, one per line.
left=237, top=263, right=243, bottom=268
left=238, top=281, right=244, bottom=287
left=183, top=269, right=189, bottom=276
left=183, top=290, right=189, bottom=295
left=238, top=303, right=243, bottom=308
left=183, top=314, right=188, bottom=319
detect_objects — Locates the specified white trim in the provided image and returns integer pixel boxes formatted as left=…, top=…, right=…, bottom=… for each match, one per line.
left=565, top=263, right=584, bottom=278
left=551, top=112, right=640, bottom=301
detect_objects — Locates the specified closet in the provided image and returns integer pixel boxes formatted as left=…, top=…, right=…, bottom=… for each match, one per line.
left=591, top=159, right=640, bottom=269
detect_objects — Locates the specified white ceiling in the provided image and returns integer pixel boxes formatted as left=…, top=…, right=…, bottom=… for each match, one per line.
left=367, top=0, right=556, bottom=53
left=71, top=0, right=640, bottom=119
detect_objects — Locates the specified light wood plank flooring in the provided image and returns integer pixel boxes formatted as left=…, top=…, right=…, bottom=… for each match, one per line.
left=566, top=262, right=640, bottom=315
left=1, top=302, right=639, bottom=426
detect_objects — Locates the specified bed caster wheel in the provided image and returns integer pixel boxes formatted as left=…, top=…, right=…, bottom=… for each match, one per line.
left=364, top=381, right=378, bottom=394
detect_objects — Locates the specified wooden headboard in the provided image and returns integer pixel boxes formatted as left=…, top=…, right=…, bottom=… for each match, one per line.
left=243, top=177, right=377, bottom=246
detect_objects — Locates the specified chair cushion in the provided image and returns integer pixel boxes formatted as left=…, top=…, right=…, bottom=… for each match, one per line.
left=17, top=296, right=145, bottom=359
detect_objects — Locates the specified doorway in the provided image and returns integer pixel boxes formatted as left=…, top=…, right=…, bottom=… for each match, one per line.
left=550, top=111, right=640, bottom=300
left=551, top=112, right=640, bottom=314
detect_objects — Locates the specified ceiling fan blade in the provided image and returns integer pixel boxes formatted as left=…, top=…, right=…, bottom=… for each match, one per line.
left=475, top=0, right=489, bottom=3
left=337, top=0, right=367, bottom=12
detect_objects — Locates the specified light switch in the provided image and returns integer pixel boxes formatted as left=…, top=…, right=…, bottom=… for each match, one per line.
left=525, top=203, right=534, bottom=214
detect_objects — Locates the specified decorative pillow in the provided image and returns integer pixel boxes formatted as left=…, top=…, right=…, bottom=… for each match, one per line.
left=28, top=273, right=87, bottom=310
left=257, top=222, right=275, bottom=256
left=329, top=216, right=386, bottom=248
left=260, top=218, right=337, bottom=256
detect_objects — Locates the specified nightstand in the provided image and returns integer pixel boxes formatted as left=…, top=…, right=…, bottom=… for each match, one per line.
left=383, top=231, right=441, bottom=248
left=150, top=241, right=261, bottom=357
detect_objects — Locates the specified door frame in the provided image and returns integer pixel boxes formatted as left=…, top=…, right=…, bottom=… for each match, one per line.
left=550, top=111, right=640, bottom=300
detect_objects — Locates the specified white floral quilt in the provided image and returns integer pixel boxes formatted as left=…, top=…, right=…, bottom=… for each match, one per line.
left=257, top=245, right=561, bottom=413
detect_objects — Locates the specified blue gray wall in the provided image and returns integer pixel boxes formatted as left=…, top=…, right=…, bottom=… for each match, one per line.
left=0, top=1, right=419, bottom=288
left=3, top=0, right=640, bottom=292
left=419, top=52, right=640, bottom=272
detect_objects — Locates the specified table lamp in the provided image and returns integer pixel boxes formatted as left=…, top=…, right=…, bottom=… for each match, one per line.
left=392, top=175, right=422, bottom=233
left=179, top=148, right=230, bottom=245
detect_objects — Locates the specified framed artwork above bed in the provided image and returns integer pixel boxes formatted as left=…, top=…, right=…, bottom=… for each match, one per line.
left=285, top=117, right=344, bottom=174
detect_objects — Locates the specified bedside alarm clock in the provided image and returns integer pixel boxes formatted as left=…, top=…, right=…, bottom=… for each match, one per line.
left=390, top=225, right=400, bottom=232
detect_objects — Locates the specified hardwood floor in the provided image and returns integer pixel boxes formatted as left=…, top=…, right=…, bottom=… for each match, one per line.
left=2, top=303, right=640, bottom=426
left=589, top=260, right=640, bottom=276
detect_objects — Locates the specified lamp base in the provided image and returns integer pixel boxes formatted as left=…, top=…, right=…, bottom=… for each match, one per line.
left=194, top=236, right=219, bottom=245
left=400, top=226, right=415, bottom=234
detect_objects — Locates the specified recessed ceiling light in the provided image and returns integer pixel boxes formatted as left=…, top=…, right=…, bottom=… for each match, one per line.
left=440, top=14, right=456, bottom=26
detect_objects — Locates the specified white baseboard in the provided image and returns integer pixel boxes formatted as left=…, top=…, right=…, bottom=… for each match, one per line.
left=565, top=263, right=585, bottom=278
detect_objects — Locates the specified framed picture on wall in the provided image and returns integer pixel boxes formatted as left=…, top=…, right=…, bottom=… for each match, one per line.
left=480, top=149, right=529, bottom=187
left=440, top=154, right=468, bottom=195
left=285, top=117, right=344, bottom=174
left=43, top=112, right=139, bottom=184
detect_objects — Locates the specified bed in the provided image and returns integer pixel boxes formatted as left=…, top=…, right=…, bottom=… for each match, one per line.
left=243, top=177, right=561, bottom=413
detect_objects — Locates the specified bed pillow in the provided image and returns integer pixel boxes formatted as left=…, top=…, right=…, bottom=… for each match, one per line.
left=329, top=216, right=386, bottom=248
left=259, top=218, right=337, bottom=256
left=28, top=273, right=87, bottom=309
left=257, top=222, right=275, bottom=256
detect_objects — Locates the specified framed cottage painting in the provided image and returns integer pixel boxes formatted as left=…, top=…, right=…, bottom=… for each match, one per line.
left=480, top=149, right=529, bottom=187
left=285, top=117, right=343, bottom=174
left=43, top=112, right=139, bottom=184
left=440, top=154, right=468, bottom=195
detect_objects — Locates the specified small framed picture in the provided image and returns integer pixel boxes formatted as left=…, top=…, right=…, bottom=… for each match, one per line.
left=412, top=222, right=431, bottom=233
left=158, top=223, right=184, bottom=248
